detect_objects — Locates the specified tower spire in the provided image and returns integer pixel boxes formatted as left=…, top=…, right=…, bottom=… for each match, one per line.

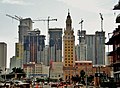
left=68, top=9, right=70, bottom=15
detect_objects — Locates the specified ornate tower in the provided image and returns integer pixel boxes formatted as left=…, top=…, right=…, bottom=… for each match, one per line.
left=63, top=11, right=75, bottom=82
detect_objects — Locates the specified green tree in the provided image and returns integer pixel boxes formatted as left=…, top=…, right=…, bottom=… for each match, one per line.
left=80, top=70, right=85, bottom=85
left=11, top=67, right=26, bottom=79
left=80, top=70, right=85, bottom=77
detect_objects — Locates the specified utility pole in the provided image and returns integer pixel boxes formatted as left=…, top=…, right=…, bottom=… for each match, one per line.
left=99, top=13, right=103, bottom=31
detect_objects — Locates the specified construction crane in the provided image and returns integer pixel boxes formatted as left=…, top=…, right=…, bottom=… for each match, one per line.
left=79, top=18, right=84, bottom=31
left=6, top=14, right=57, bottom=30
left=6, top=14, right=22, bottom=21
left=33, top=16, right=57, bottom=44
left=78, top=18, right=84, bottom=43
left=33, top=16, right=57, bottom=31
left=99, top=13, right=103, bottom=31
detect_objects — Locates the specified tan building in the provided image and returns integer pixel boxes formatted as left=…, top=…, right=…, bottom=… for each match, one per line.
left=63, top=11, right=75, bottom=82
left=23, top=62, right=49, bottom=78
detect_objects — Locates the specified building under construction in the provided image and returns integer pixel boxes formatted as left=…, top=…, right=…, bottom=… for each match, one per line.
left=23, top=29, right=45, bottom=64
left=77, top=30, right=105, bottom=65
left=48, top=28, right=62, bottom=63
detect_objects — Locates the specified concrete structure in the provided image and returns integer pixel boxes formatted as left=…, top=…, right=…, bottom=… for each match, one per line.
left=43, top=45, right=50, bottom=66
left=50, top=62, right=63, bottom=80
left=75, top=44, right=87, bottom=61
left=63, top=11, right=75, bottom=82
left=94, top=31, right=105, bottom=65
left=77, top=30, right=105, bottom=65
left=16, top=18, right=33, bottom=67
left=0, top=42, right=7, bottom=74
left=48, top=28, right=62, bottom=63
left=18, top=18, right=33, bottom=43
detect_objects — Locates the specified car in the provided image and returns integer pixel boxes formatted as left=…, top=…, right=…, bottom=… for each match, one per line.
left=13, top=80, right=29, bottom=86
left=44, top=81, right=48, bottom=85
left=51, top=82, right=58, bottom=87
left=75, top=83, right=84, bottom=87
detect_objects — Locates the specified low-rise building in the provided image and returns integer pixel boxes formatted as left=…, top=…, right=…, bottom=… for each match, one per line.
left=74, top=61, right=93, bottom=76
left=23, top=62, right=49, bottom=78
left=50, top=62, right=63, bottom=80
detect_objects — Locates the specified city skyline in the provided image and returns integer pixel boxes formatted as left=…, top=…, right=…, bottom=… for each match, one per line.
left=0, top=0, right=118, bottom=67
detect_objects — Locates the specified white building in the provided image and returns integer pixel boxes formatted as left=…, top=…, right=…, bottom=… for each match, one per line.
left=50, top=62, right=63, bottom=80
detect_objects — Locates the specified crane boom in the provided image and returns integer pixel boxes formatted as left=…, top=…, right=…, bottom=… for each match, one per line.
left=14, top=15, right=22, bottom=20
left=33, top=16, right=57, bottom=30
left=33, top=16, right=57, bottom=44
left=6, top=14, right=20, bottom=21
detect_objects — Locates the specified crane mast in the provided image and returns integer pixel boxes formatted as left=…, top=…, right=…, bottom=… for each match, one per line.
left=99, top=13, right=103, bottom=31
left=79, top=18, right=84, bottom=43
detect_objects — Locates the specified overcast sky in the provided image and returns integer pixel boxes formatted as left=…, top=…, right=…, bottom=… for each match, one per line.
left=0, top=0, right=118, bottom=67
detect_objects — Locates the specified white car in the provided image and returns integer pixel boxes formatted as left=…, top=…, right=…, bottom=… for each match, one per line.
left=44, top=81, right=48, bottom=85
left=13, top=80, right=29, bottom=86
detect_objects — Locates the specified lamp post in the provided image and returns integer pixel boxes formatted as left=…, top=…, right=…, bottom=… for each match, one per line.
left=48, top=66, right=50, bottom=83
left=5, top=68, right=6, bottom=81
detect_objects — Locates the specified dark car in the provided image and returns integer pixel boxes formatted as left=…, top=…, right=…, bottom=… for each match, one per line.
left=51, top=83, right=58, bottom=87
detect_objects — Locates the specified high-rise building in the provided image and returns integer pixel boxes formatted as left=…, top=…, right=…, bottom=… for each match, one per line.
left=77, top=30, right=105, bottom=65
left=18, top=18, right=33, bottom=43
left=10, top=56, right=16, bottom=72
left=75, top=44, right=87, bottom=61
left=0, top=42, right=7, bottom=73
left=48, top=28, right=62, bottom=62
left=63, top=12, right=75, bottom=82
left=23, top=29, right=45, bottom=64
left=43, top=45, right=50, bottom=66
left=94, top=31, right=105, bottom=65
left=15, top=43, right=23, bottom=67
left=16, top=18, right=33, bottom=67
